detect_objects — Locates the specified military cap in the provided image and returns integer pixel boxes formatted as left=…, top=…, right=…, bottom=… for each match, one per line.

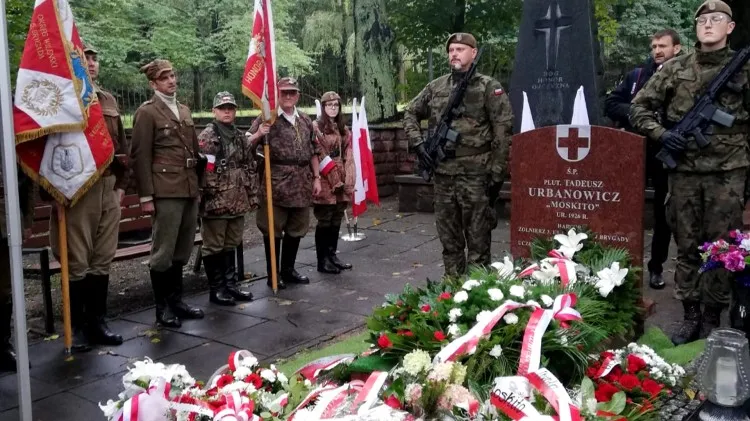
left=278, top=77, right=300, bottom=91
left=321, top=91, right=341, bottom=103
left=213, top=91, right=237, bottom=108
left=140, top=59, right=173, bottom=81
left=694, top=0, right=732, bottom=19
left=445, top=32, right=477, bottom=52
left=83, top=44, right=97, bottom=55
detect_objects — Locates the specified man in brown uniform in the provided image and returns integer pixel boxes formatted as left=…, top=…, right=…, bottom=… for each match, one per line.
left=248, top=77, right=321, bottom=289
left=131, top=60, right=204, bottom=327
left=198, top=92, right=257, bottom=305
left=0, top=167, right=34, bottom=371
left=48, top=45, right=127, bottom=350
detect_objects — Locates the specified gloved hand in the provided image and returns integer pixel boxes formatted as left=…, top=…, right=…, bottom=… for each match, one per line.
left=660, top=130, right=689, bottom=153
left=487, top=180, right=503, bottom=207
left=415, top=144, right=434, bottom=169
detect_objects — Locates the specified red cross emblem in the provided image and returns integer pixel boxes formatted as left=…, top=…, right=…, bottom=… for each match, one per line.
left=556, top=126, right=590, bottom=162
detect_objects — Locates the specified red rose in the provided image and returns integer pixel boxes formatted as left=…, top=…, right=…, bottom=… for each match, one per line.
left=245, top=373, right=263, bottom=389
left=601, top=351, right=615, bottom=359
left=434, top=331, right=446, bottom=341
left=627, top=355, right=647, bottom=373
left=421, top=304, right=431, bottom=312
left=438, top=292, right=452, bottom=301
left=216, top=374, right=235, bottom=388
left=604, top=366, right=623, bottom=383
left=385, top=394, right=403, bottom=409
left=586, top=366, right=599, bottom=378
left=618, top=374, right=640, bottom=390
left=594, top=382, right=620, bottom=402
left=378, top=334, right=393, bottom=348
left=641, top=378, right=663, bottom=397
left=639, top=400, right=654, bottom=414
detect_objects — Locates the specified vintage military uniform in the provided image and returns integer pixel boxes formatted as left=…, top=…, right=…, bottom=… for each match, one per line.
left=403, top=33, right=514, bottom=277
left=131, top=59, right=204, bottom=327
left=630, top=0, right=750, bottom=344
left=48, top=45, right=129, bottom=348
left=0, top=167, right=34, bottom=371
left=198, top=92, right=257, bottom=306
left=312, top=91, right=355, bottom=274
left=250, top=78, right=317, bottom=288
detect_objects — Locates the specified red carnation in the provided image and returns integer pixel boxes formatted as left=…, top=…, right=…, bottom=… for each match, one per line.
left=378, top=334, right=393, bottom=348
left=245, top=373, right=263, bottom=389
left=421, top=304, right=431, bottom=312
left=601, top=351, right=615, bottom=359
left=618, top=374, right=640, bottom=390
left=385, top=394, right=403, bottom=409
left=639, top=400, right=654, bottom=414
left=594, top=382, right=620, bottom=402
left=434, top=331, right=446, bottom=341
left=438, top=292, right=452, bottom=301
left=216, top=374, right=235, bottom=389
left=627, top=354, right=647, bottom=373
left=604, top=366, right=623, bottom=383
left=641, top=378, right=663, bottom=398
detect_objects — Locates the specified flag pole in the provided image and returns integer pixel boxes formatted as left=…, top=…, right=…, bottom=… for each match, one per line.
left=56, top=207, right=72, bottom=352
left=263, top=136, right=278, bottom=293
left=0, top=0, right=33, bottom=418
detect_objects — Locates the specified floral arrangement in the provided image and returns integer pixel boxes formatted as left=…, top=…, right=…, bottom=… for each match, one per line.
left=699, top=229, right=750, bottom=280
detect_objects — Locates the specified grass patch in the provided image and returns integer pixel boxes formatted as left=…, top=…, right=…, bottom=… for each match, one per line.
left=275, top=331, right=370, bottom=376
left=638, top=326, right=705, bottom=366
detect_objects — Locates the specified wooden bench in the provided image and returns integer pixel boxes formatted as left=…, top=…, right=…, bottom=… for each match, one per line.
left=23, top=194, right=203, bottom=334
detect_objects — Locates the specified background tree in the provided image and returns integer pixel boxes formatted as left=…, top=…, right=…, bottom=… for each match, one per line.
left=726, top=0, right=748, bottom=48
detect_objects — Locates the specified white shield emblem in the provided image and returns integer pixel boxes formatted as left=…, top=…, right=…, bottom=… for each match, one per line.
left=556, top=125, right=590, bottom=162
left=51, top=144, right=84, bottom=180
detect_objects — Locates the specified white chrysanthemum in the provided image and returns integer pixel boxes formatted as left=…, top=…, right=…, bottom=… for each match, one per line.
left=428, top=362, right=454, bottom=382
left=454, top=291, right=469, bottom=303
left=222, top=381, right=257, bottom=395
left=489, top=345, right=503, bottom=358
left=540, top=295, right=554, bottom=307
left=260, top=369, right=276, bottom=383
left=526, top=300, right=541, bottom=308
left=402, top=349, right=432, bottom=376
left=239, top=355, right=259, bottom=368
left=449, top=308, right=463, bottom=322
left=476, top=310, right=493, bottom=324
left=233, top=366, right=252, bottom=380
left=503, top=313, right=519, bottom=324
left=487, top=288, right=504, bottom=301
left=276, top=371, right=288, bottom=385
left=491, top=256, right=516, bottom=279
left=462, top=279, right=481, bottom=290
left=98, top=399, right=119, bottom=419
left=509, top=285, right=525, bottom=298
left=448, top=324, right=461, bottom=337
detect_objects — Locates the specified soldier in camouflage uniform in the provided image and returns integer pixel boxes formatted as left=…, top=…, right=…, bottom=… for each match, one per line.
left=631, top=0, right=750, bottom=345
left=403, top=33, right=514, bottom=278
left=198, top=92, right=258, bottom=306
left=248, top=77, right=322, bottom=289
left=312, top=91, right=355, bottom=274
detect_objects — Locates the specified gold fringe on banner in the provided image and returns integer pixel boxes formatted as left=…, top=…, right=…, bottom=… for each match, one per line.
left=14, top=122, right=87, bottom=144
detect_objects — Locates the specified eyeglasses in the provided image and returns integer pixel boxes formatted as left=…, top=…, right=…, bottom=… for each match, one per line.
left=696, top=13, right=729, bottom=25
left=325, top=103, right=340, bottom=109
left=279, top=90, right=299, bottom=97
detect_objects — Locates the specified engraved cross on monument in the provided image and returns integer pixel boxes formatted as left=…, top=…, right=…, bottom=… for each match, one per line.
left=534, top=0, right=572, bottom=70
left=558, top=128, right=588, bottom=160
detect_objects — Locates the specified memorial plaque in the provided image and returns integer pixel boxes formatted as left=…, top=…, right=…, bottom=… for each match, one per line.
left=510, top=125, right=645, bottom=264
left=509, top=0, right=603, bottom=129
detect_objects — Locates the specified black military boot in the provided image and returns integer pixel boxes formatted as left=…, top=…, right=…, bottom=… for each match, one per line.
left=700, top=305, right=723, bottom=339
left=150, top=269, right=181, bottom=328
left=671, top=300, right=702, bottom=345
left=167, top=264, right=204, bottom=319
left=281, top=235, right=310, bottom=284
left=649, top=272, right=665, bottom=290
left=0, top=299, right=16, bottom=372
left=223, top=250, right=253, bottom=301
left=204, top=253, right=235, bottom=306
left=316, top=226, right=340, bottom=274
left=68, top=280, right=93, bottom=352
left=264, top=236, right=285, bottom=289
left=327, top=226, right=352, bottom=270
left=84, top=275, right=123, bottom=345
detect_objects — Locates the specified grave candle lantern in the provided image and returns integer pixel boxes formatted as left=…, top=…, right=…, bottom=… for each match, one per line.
left=697, top=328, right=750, bottom=420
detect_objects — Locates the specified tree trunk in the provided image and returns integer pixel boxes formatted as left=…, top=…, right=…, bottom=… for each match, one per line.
left=727, top=0, right=748, bottom=48
left=353, top=0, right=397, bottom=122
left=193, top=69, right=203, bottom=111
left=452, top=0, right=466, bottom=33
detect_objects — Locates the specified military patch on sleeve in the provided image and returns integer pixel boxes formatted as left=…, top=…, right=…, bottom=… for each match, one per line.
left=493, top=88, right=504, bottom=96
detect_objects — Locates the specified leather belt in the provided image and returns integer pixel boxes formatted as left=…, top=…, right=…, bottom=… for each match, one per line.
left=215, top=160, right=250, bottom=174
left=271, top=159, right=308, bottom=167
left=153, top=158, right=198, bottom=168
left=444, top=144, right=492, bottom=159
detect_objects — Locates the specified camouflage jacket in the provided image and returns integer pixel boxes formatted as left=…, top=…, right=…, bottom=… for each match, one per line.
left=198, top=122, right=259, bottom=217
left=631, top=46, right=750, bottom=173
left=250, top=111, right=318, bottom=208
left=403, top=71, right=514, bottom=182
left=312, top=121, right=354, bottom=205
left=97, top=87, right=131, bottom=191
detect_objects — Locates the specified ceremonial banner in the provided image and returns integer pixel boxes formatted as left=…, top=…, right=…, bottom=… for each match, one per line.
left=352, top=97, right=379, bottom=217
left=242, top=0, right=277, bottom=122
left=13, top=0, right=114, bottom=206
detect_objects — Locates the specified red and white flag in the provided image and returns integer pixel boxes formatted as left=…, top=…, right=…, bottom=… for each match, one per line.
left=13, top=0, right=114, bottom=206
left=242, top=0, right=277, bottom=123
left=205, top=154, right=216, bottom=172
left=319, top=155, right=335, bottom=176
left=351, top=97, right=379, bottom=217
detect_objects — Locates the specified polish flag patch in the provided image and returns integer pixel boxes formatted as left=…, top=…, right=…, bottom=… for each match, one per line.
left=206, top=154, right=216, bottom=172
left=319, top=155, right=335, bottom=176
left=494, top=88, right=504, bottom=96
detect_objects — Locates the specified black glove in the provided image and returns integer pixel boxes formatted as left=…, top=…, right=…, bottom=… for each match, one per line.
left=416, top=144, right=434, bottom=169
left=487, top=180, right=503, bottom=207
left=660, top=130, right=688, bottom=153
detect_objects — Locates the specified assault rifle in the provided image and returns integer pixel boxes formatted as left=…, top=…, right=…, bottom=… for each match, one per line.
left=656, top=45, right=750, bottom=169
left=418, top=47, right=484, bottom=181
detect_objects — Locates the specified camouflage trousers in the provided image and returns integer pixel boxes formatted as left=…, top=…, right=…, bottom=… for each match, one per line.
left=667, top=169, right=747, bottom=306
left=433, top=174, right=496, bottom=277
